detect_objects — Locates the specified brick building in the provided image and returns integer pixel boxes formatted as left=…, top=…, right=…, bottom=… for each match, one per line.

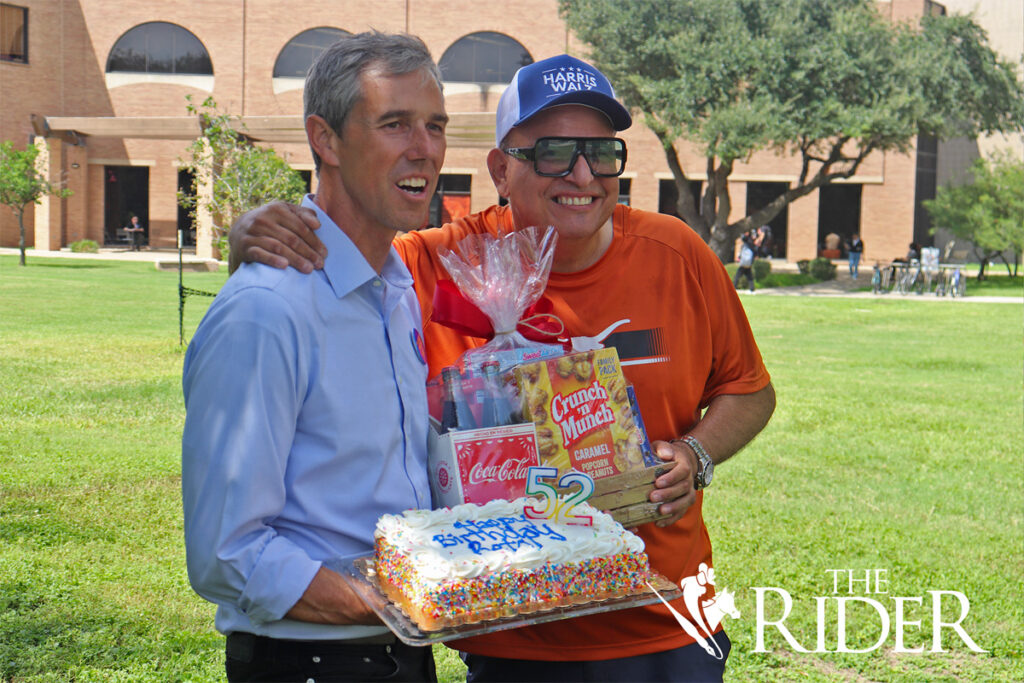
left=2, top=0, right=1021, bottom=262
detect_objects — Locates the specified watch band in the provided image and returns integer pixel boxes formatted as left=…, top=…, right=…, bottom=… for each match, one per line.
left=680, top=435, right=714, bottom=490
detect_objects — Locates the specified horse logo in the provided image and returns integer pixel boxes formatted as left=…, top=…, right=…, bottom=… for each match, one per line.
left=647, top=562, right=740, bottom=659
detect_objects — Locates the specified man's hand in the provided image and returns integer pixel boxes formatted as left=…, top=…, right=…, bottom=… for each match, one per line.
left=649, top=439, right=699, bottom=527
left=285, top=566, right=380, bottom=625
left=228, top=201, right=326, bottom=274
left=648, top=383, right=776, bottom=528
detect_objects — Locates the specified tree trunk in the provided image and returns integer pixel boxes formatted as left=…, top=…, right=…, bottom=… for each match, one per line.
left=17, top=206, right=26, bottom=266
left=998, top=253, right=1018, bottom=277
left=708, top=224, right=739, bottom=264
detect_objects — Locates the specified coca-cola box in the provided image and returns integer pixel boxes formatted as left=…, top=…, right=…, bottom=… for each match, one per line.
left=428, top=423, right=540, bottom=508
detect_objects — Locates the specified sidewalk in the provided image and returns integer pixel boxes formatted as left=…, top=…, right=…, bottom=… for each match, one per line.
left=0, top=246, right=223, bottom=270
left=749, top=262, right=1021, bottom=304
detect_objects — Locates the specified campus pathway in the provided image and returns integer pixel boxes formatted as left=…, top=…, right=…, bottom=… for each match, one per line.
left=3, top=247, right=1020, bottom=304
left=749, top=262, right=1021, bottom=304
left=0, top=246, right=218, bottom=267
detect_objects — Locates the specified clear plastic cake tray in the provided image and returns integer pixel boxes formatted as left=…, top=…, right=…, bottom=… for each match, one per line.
left=335, top=555, right=683, bottom=646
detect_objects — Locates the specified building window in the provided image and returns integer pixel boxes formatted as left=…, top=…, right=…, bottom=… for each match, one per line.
left=429, top=174, right=472, bottom=227
left=439, top=32, right=531, bottom=83
left=618, top=178, right=631, bottom=206
left=817, top=184, right=861, bottom=258
left=274, top=27, right=348, bottom=78
left=107, top=22, right=212, bottom=74
left=747, top=182, right=789, bottom=259
left=1, top=3, right=27, bottom=64
left=658, top=178, right=702, bottom=218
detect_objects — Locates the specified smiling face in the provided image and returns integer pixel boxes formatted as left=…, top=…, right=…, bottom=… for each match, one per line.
left=313, top=66, right=447, bottom=258
left=488, top=105, right=620, bottom=272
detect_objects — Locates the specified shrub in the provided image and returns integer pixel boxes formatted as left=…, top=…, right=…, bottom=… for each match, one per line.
left=760, top=272, right=820, bottom=287
left=69, top=239, right=99, bottom=253
left=753, top=259, right=771, bottom=282
left=809, top=257, right=837, bottom=280
left=796, top=259, right=811, bottom=275
left=214, top=234, right=230, bottom=264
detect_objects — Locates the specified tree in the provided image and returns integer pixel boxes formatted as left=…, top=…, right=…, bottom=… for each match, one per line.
left=178, top=96, right=306, bottom=260
left=924, top=153, right=1024, bottom=279
left=0, top=140, right=72, bottom=266
left=559, top=0, right=1024, bottom=262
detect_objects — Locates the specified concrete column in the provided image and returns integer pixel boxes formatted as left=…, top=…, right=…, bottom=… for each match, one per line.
left=195, top=138, right=215, bottom=260
left=787, top=187, right=820, bottom=262
left=64, top=145, right=89, bottom=245
left=32, top=137, right=63, bottom=251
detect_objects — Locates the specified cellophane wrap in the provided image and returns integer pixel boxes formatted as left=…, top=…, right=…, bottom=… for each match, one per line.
left=437, top=225, right=561, bottom=373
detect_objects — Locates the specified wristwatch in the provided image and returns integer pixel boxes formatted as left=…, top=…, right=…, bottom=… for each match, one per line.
left=679, top=435, right=714, bottom=490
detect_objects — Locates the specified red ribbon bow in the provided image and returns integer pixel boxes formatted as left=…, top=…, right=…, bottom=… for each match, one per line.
left=431, top=279, right=564, bottom=343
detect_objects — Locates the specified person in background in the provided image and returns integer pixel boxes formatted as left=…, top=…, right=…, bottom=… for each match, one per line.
left=733, top=231, right=757, bottom=293
left=229, top=53, right=775, bottom=683
left=181, top=32, right=446, bottom=682
left=847, top=233, right=864, bottom=279
left=755, top=224, right=773, bottom=258
left=125, top=215, right=145, bottom=251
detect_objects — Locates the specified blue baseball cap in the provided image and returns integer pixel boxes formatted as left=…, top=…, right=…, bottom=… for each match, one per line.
left=495, top=54, right=632, bottom=147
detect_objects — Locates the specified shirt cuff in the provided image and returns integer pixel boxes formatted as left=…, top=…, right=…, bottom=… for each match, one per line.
left=238, top=536, right=322, bottom=625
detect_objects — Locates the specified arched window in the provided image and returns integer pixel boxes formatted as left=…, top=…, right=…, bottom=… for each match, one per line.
left=273, top=27, right=348, bottom=78
left=439, top=32, right=531, bottom=84
left=107, top=22, right=212, bottom=74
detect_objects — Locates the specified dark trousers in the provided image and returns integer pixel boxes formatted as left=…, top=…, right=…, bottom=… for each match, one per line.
left=733, top=266, right=754, bottom=292
left=128, top=229, right=143, bottom=250
left=225, top=632, right=437, bottom=682
left=463, top=631, right=731, bottom=683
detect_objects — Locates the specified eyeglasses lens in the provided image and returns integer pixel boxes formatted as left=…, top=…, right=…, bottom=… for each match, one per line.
left=585, top=139, right=622, bottom=176
left=534, top=138, right=623, bottom=177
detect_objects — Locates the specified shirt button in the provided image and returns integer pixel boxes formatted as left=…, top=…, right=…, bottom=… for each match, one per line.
left=372, top=279, right=382, bottom=287
left=306, top=679, right=315, bottom=683
left=312, top=656, right=321, bottom=663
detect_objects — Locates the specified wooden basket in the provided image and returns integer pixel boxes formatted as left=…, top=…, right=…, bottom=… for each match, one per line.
left=559, top=463, right=674, bottom=528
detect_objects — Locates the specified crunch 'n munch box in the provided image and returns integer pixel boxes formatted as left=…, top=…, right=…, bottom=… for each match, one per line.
left=512, top=348, right=654, bottom=480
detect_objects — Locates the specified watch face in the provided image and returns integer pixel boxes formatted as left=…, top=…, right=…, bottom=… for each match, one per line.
left=697, top=457, right=713, bottom=489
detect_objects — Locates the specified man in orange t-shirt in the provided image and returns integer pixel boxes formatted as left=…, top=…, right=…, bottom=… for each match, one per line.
left=230, top=54, right=775, bottom=682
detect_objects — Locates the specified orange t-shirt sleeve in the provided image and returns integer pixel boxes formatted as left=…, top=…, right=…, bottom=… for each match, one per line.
left=687, top=236, right=771, bottom=406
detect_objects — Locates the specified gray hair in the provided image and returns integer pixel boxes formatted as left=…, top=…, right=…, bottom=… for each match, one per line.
left=304, top=31, right=442, bottom=171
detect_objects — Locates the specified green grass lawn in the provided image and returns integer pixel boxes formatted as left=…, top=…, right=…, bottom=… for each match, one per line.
left=961, top=274, right=1023, bottom=297
left=2, top=255, right=1021, bottom=682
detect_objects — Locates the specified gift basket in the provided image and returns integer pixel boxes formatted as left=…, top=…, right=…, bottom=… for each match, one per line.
left=425, top=226, right=667, bottom=527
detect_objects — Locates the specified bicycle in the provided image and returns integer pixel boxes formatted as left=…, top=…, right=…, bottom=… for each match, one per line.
left=949, top=267, right=966, bottom=298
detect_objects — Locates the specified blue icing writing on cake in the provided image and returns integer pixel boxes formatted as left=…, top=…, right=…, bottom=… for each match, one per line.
left=432, top=515, right=568, bottom=555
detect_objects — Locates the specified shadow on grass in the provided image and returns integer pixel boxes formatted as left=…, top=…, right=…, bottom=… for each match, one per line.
left=26, top=262, right=119, bottom=270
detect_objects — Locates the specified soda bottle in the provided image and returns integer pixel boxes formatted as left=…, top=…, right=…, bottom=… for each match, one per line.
left=479, top=361, right=516, bottom=428
left=440, top=366, right=477, bottom=433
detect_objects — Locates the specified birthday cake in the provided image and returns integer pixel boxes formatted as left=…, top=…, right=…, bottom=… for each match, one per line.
left=373, top=497, right=651, bottom=631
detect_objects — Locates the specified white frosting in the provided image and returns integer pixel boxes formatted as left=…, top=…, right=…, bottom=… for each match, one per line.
left=376, top=497, right=646, bottom=583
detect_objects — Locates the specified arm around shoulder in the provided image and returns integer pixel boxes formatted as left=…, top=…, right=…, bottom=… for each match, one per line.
left=228, top=201, right=325, bottom=274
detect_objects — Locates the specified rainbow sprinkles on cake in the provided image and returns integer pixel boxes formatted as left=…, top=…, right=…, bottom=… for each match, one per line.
left=374, top=497, right=652, bottom=631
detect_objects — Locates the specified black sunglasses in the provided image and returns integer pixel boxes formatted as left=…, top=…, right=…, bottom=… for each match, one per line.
left=503, top=137, right=627, bottom=178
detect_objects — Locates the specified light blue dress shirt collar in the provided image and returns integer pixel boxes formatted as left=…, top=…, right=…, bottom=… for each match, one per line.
left=302, top=195, right=414, bottom=301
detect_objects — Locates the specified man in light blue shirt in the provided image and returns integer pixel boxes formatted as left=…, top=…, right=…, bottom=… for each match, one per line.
left=181, top=32, right=448, bottom=682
